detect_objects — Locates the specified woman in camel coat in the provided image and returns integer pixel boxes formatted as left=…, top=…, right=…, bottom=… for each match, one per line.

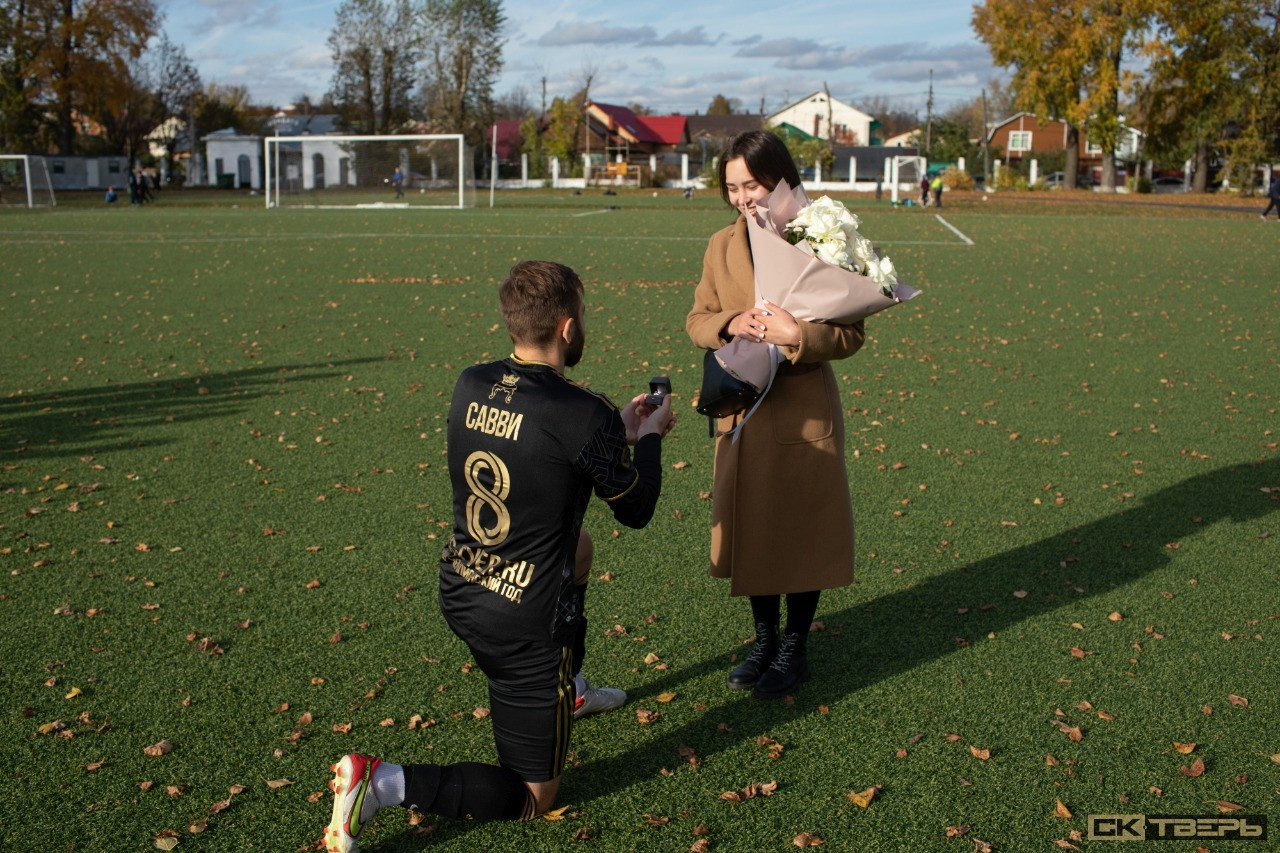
left=686, top=130, right=865, bottom=699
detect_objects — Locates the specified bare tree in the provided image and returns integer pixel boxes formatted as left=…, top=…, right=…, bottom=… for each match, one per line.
left=419, top=0, right=505, bottom=146
left=328, top=0, right=421, bottom=134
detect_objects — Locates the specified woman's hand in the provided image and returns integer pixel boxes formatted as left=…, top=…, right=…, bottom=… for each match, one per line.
left=727, top=301, right=802, bottom=347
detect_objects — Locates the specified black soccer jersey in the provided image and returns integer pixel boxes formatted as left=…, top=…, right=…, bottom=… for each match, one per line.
left=439, top=357, right=662, bottom=655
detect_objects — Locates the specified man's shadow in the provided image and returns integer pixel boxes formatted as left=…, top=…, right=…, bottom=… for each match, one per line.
left=0, top=357, right=384, bottom=461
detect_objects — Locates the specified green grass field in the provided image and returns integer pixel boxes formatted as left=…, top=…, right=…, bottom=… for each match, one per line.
left=2, top=190, right=1277, bottom=852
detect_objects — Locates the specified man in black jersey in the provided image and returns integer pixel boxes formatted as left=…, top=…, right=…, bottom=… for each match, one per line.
left=324, top=260, right=674, bottom=852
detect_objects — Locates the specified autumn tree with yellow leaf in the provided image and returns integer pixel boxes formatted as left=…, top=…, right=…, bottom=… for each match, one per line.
left=973, top=0, right=1148, bottom=192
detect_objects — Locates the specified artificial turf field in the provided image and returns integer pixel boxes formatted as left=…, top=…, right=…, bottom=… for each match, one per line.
left=1, top=189, right=1277, bottom=852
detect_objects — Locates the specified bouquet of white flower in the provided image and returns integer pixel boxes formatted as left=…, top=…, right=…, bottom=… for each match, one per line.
left=709, top=181, right=921, bottom=434
left=783, top=195, right=900, bottom=297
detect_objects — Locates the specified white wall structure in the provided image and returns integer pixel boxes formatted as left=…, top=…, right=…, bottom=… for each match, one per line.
left=767, top=92, right=875, bottom=147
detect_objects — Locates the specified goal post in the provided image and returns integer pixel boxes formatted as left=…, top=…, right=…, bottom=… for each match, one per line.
left=888, top=155, right=927, bottom=204
left=0, top=155, right=56, bottom=208
left=263, top=134, right=473, bottom=209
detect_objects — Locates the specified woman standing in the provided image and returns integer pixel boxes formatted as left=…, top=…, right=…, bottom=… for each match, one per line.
left=686, top=130, right=865, bottom=699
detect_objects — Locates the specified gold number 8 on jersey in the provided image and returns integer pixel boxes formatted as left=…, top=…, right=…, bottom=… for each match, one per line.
left=463, top=450, right=511, bottom=547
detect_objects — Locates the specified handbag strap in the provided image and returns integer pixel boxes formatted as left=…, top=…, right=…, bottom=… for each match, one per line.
left=725, top=344, right=782, bottom=443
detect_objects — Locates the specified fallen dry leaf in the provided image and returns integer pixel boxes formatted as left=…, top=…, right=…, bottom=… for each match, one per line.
left=847, top=786, right=880, bottom=808
left=1173, top=742, right=1196, bottom=755
left=153, top=832, right=179, bottom=850
left=945, top=824, right=970, bottom=837
left=792, top=832, right=824, bottom=847
left=264, top=778, right=293, bottom=789
left=1227, top=694, right=1249, bottom=708
left=143, top=739, right=173, bottom=757
left=1217, top=801, right=1245, bottom=813
left=970, top=746, right=990, bottom=761
left=657, top=692, right=677, bottom=703
left=541, top=805, right=571, bottom=821
left=1053, top=799, right=1073, bottom=819
left=1180, top=757, right=1206, bottom=778
left=636, top=709, right=659, bottom=725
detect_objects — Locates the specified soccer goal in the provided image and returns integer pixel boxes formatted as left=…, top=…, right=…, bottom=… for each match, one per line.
left=0, top=155, right=56, bottom=208
left=263, top=134, right=474, bottom=209
left=887, top=155, right=927, bottom=204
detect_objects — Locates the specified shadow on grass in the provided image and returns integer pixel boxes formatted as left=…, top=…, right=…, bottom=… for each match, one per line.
left=373, top=457, right=1278, bottom=848
left=0, top=357, right=384, bottom=461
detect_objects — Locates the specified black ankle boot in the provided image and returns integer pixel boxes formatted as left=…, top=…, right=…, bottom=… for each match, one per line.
left=727, top=622, right=778, bottom=690
left=752, top=631, right=810, bottom=699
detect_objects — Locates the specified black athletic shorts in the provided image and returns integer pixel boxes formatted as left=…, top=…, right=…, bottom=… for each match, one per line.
left=464, top=636, right=575, bottom=783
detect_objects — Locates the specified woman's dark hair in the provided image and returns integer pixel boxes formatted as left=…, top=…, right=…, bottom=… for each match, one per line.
left=718, top=130, right=801, bottom=207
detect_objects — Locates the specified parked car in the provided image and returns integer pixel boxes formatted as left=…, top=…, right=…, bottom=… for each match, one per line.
left=1151, top=176, right=1187, bottom=194
left=1043, top=171, right=1097, bottom=189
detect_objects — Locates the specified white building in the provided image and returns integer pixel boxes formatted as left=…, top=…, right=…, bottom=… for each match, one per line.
left=767, top=92, right=875, bottom=146
left=202, top=113, right=349, bottom=190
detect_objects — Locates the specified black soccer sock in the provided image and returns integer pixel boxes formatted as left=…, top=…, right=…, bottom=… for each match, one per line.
left=402, top=762, right=535, bottom=821
left=571, top=581, right=588, bottom=675
left=783, top=590, right=821, bottom=640
left=749, top=594, right=781, bottom=627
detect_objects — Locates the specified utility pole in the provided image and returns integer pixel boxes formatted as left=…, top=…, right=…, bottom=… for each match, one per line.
left=925, top=69, right=934, bottom=157
left=981, top=87, right=990, bottom=183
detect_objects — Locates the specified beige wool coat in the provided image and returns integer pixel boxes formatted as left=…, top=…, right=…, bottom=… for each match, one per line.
left=686, top=215, right=866, bottom=597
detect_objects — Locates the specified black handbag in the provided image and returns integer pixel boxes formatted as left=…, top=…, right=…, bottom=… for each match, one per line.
left=696, top=348, right=761, bottom=423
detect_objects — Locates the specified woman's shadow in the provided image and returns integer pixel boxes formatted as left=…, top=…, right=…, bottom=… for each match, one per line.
left=382, top=457, right=1277, bottom=847
left=567, top=456, right=1280, bottom=801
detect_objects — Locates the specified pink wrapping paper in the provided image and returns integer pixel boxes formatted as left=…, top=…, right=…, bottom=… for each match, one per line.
left=713, top=182, right=921, bottom=398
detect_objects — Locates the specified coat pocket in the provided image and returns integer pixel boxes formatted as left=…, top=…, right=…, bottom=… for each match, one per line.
left=766, top=362, right=836, bottom=445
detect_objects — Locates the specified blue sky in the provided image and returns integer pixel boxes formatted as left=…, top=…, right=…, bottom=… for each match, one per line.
left=159, top=0, right=1004, bottom=116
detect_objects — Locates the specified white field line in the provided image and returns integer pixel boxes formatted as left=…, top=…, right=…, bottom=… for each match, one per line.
left=934, top=214, right=974, bottom=245
left=571, top=208, right=618, bottom=217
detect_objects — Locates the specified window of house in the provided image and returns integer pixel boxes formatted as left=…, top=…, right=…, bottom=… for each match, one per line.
left=1084, top=137, right=1103, bottom=154
left=1008, top=131, right=1032, bottom=152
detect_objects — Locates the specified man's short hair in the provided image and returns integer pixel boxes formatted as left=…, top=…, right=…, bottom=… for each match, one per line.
left=499, top=260, right=584, bottom=347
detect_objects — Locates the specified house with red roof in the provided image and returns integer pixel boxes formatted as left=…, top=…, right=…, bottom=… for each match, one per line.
left=584, top=102, right=687, bottom=160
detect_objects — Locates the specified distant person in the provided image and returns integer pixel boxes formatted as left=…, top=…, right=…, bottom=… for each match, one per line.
left=875, top=175, right=883, bottom=201
left=392, top=166, right=404, bottom=199
left=105, top=185, right=118, bottom=204
left=684, top=186, right=694, bottom=199
left=931, top=173, right=944, bottom=209
left=128, top=169, right=140, bottom=205
left=920, top=175, right=930, bottom=206
left=140, top=170, right=155, bottom=203
left=1262, top=174, right=1280, bottom=220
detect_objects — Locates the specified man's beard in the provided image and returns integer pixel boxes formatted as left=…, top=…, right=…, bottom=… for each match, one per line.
left=564, top=321, right=585, bottom=368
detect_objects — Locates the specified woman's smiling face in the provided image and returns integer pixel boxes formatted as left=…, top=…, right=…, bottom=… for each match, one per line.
left=724, top=156, right=771, bottom=217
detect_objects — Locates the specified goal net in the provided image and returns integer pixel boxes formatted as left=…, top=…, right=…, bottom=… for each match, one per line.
left=263, top=134, right=473, bottom=209
left=0, top=155, right=56, bottom=208
left=888, top=155, right=927, bottom=204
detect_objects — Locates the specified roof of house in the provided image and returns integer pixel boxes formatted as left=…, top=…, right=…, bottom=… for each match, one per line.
left=588, top=102, right=686, bottom=145
left=768, top=91, right=874, bottom=123
left=685, top=114, right=765, bottom=139
left=266, top=113, right=343, bottom=136
left=636, top=115, right=686, bottom=145
left=490, top=119, right=525, bottom=160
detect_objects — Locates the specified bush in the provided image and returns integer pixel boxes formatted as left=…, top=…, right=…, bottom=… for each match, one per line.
left=1128, top=175, right=1153, bottom=194
left=995, top=167, right=1028, bottom=191
left=942, top=168, right=974, bottom=191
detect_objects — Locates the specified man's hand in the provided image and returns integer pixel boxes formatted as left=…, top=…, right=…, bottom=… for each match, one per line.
left=623, top=393, right=676, bottom=444
left=636, top=392, right=675, bottom=439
